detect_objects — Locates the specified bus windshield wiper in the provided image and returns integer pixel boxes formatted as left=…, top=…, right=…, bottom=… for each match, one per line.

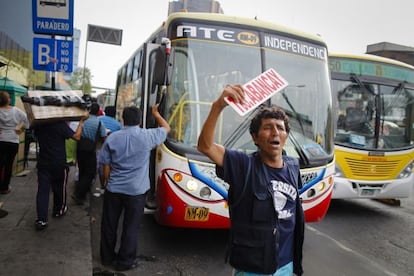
left=383, top=81, right=406, bottom=115
left=392, top=81, right=406, bottom=94
left=288, top=131, right=310, bottom=166
left=281, top=91, right=305, bottom=135
left=350, top=74, right=375, bottom=95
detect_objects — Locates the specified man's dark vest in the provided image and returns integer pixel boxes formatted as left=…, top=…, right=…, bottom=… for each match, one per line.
left=227, top=152, right=304, bottom=275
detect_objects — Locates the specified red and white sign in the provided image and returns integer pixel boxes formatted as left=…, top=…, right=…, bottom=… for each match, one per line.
left=225, top=68, right=288, bottom=116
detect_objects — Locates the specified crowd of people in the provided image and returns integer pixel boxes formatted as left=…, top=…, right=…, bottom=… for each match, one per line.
left=0, top=86, right=306, bottom=275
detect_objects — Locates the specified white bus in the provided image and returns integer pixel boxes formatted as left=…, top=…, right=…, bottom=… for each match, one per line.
left=115, top=12, right=335, bottom=227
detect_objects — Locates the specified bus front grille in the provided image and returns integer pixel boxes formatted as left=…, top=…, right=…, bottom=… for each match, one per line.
left=344, top=158, right=400, bottom=179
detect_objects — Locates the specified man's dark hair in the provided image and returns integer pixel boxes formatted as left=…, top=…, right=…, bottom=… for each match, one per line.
left=104, top=106, right=116, bottom=118
left=89, top=103, right=100, bottom=115
left=249, top=105, right=290, bottom=135
left=122, top=106, right=141, bottom=126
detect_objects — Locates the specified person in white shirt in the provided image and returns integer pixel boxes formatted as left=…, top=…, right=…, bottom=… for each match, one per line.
left=0, top=91, right=29, bottom=194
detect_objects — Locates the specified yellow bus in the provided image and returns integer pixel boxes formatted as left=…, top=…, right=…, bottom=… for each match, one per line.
left=115, top=12, right=335, bottom=227
left=329, top=53, right=414, bottom=199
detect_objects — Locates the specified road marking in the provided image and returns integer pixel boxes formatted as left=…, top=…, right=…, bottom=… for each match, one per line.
left=306, top=225, right=398, bottom=276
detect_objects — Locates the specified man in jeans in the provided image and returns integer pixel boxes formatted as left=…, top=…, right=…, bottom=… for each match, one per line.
left=72, top=103, right=106, bottom=205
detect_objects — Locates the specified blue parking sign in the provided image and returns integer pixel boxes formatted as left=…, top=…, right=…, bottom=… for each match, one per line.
left=33, top=37, right=73, bottom=72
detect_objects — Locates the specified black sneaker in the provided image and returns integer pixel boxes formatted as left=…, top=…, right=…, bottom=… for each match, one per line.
left=35, top=219, right=48, bottom=231
left=115, top=259, right=138, bottom=271
left=0, top=208, right=8, bottom=218
left=53, top=206, right=68, bottom=218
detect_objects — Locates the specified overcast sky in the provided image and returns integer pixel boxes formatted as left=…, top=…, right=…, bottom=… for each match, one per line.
left=74, top=0, right=413, bottom=90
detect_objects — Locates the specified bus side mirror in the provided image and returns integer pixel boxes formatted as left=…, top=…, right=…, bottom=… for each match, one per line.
left=153, top=45, right=173, bottom=86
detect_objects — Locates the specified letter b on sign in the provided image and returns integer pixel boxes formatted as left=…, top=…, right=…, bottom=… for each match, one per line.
left=38, top=44, right=50, bottom=65
left=33, top=38, right=54, bottom=71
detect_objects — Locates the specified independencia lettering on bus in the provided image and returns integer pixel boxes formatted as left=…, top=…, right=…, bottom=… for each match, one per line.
left=264, top=35, right=326, bottom=61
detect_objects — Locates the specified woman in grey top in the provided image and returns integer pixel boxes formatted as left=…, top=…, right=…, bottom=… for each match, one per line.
left=0, top=91, right=29, bottom=194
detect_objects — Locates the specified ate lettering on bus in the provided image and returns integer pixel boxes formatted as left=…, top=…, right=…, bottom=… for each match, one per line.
left=225, top=68, right=288, bottom=116
left=177, top=25, right=235, bottom=42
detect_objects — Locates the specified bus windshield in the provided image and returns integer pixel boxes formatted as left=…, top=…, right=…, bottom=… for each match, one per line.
left=164, top=37, right=333, bottom=166
left=332, top=78, right=414, bottom=150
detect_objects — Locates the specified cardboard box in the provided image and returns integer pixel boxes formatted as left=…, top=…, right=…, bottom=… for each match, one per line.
left=23, top=90, right=88, bottom=127
left=12, top=137, right=26, bottom=176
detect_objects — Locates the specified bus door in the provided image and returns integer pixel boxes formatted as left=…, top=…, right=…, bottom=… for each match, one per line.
left=143, top=41, right=174, bottom=206
left=143, top=41, right=173, bottom=128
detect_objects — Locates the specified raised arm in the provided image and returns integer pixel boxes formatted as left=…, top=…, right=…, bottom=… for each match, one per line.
left=152, top=104, right=171, bottom=133
left=197, top=84, right=244, bottom=167
left=72, top=114, right=89, bottom=141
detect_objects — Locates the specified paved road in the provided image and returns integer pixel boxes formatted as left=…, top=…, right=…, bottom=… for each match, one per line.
left=90, top=186, right=414, bottom=276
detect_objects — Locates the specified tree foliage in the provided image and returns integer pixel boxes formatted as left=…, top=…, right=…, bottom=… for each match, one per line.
left=69, top=67, right=93, bottom=93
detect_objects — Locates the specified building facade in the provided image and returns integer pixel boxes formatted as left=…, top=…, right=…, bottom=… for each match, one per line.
left=366, top=42, right=414, bottom=67
left=168, top=0, right=223, bottom=14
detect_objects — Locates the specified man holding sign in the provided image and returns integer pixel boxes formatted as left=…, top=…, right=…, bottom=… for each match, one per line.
left=197, top=83, right=304, bottom=276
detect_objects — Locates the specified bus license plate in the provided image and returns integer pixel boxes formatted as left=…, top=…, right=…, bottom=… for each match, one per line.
left=360, top=189, right=376, bottom=196
left=184, top=206, right=210, bottom=221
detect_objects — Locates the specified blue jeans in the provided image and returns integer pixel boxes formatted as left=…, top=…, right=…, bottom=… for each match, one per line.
left=233, top=262, right=293, bottom=276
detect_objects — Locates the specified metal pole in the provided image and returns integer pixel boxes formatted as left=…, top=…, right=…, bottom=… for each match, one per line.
left=82, top=25, right=89, bottom=93
left=52, top=35, right=56, bottom=90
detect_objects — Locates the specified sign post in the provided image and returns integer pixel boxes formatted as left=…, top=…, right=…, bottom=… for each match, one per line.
left=81, top=24, right=123, bottom=91
left=32, top=0, right=74, bottom=90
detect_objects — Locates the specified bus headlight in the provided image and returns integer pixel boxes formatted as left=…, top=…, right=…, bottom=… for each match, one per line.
left=165, top=169, right=223, bottom=201
left=317, top=182, right=325, bottom=191
left=173, top=172, right=183, bottom=182
left=200, top=187, right=212, bottom=199
left=307, top=189, right=316, bottom=198
left=398, top=162, right=413, bottom=179
left=186, top=180, right=198, bottom=191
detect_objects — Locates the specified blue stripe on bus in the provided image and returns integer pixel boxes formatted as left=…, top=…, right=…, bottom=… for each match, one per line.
left=188, top=162, right=228, bottom=200
left=299, top=168, right=326, bottom=194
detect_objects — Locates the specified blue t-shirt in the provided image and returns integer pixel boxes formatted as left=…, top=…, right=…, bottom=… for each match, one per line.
left=99, top=115, right=121, bottom=134
left=99, top=125, right=167, bottom=196
left=222, top=150, right=296, bottom=269
left=267, top=164, right=296, bottom=268
left=82, top=115, right=106, bottom=141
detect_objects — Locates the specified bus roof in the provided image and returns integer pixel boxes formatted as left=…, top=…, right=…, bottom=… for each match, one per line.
left=329, top=52, right=414, bottom=70
left=163, top=12, right=327, bottom=46
left=119, top=12, right=329, bottom=75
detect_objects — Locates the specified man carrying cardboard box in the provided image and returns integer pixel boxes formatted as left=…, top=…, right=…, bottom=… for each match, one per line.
left=33, top=114, right=88, bottom=231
